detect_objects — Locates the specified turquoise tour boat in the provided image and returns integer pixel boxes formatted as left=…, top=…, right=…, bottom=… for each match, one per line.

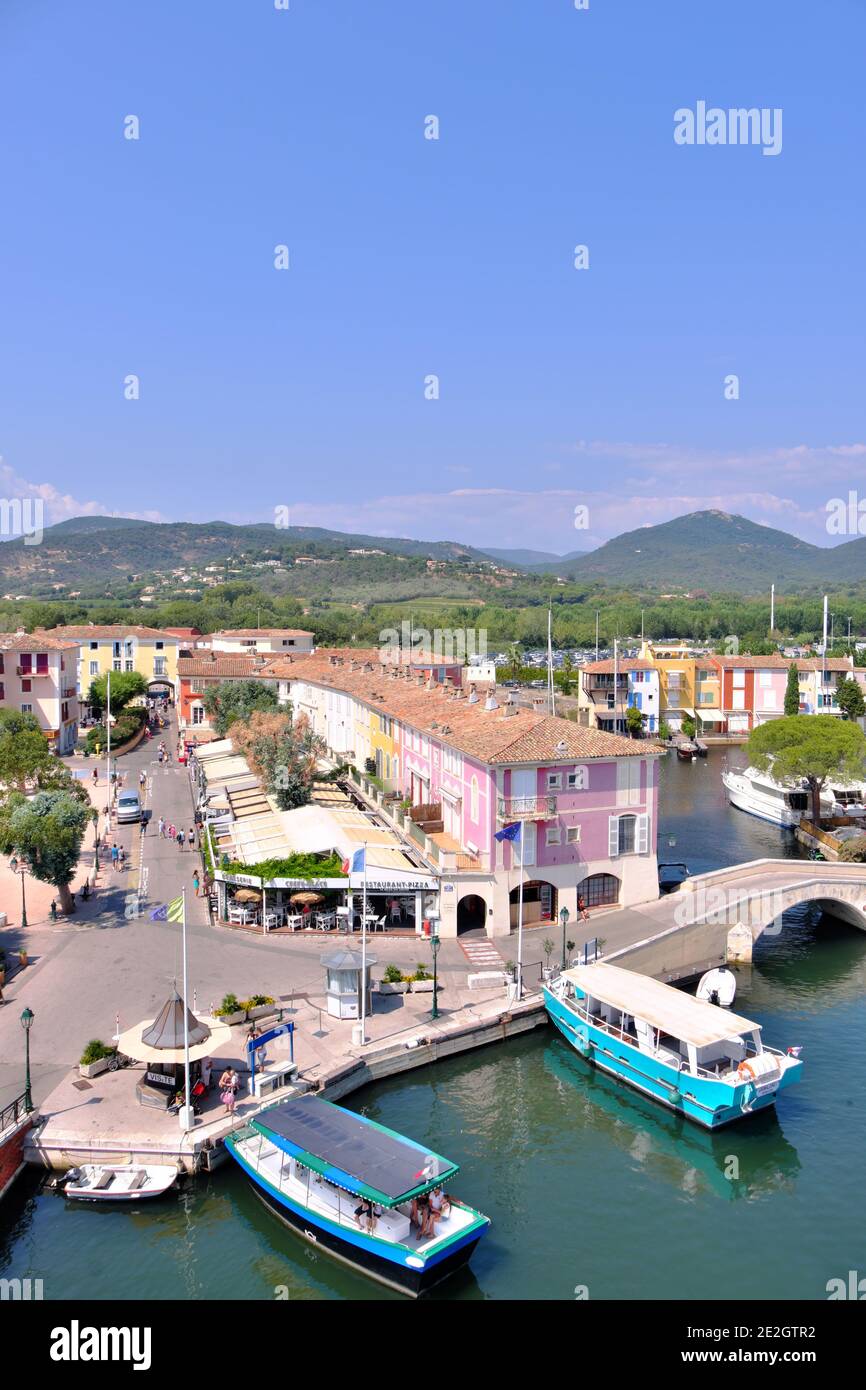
left=225, top=1095, right=490, bottom=1296
left=544, top=962, right=803, bottom=1128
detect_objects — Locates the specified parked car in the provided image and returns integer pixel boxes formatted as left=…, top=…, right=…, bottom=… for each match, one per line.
left=116, top=790, right=142, bottom=824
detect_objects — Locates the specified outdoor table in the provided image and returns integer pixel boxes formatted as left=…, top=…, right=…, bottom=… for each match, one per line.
left=285, top=914, right=304, bottom=932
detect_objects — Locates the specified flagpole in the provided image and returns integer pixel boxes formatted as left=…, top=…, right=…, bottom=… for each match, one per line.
left=517, top=826, right=525, bottom=1000
left=181, top=886, right=192, bottom=1131
left=360, top=840, right=368, bottom=1045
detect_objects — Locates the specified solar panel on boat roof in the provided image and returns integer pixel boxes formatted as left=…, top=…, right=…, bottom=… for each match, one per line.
left=255, top=1096, right=455, bottom=1201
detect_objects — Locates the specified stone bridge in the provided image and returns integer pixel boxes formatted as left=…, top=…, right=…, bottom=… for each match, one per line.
left=597, top=859, right=866, bottom=984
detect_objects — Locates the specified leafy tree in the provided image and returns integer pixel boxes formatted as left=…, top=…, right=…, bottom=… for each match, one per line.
left=202, top=679, right=279, bottom=737
left=748, top=714, right=866, bottom=825
left=681, top=715, right=696, bottom=739
left=625, top=705, right=644, bottom=738
left=228, top=709, right=325, bottom=810
left=0, top=709, right=54, bottom=791
left=835, top=676, right=865, bottom=721
left=658, top=720, right=672, bottom=741
left=0, top=789, right=89, bottom=913
left=89, top=670, right=147, bottom=717
left=784, top=663, right=800, bottom=717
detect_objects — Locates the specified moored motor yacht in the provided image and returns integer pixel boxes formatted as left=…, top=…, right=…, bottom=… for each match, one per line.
left=721, top=766, right=810, bottom=828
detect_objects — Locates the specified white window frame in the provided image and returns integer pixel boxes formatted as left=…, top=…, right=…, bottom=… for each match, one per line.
left=545, top=826, right=561, bottom=846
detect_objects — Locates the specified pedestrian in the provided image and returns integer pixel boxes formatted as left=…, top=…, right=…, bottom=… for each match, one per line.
left=177, top=829, right=185, bottom=851
left=91, top=767, right=98, bottom=786
left=188, top=825, right=196, bottom=849
left=577, top=893, right=590, bottom=922
left=192, top=871, right=200, bottom=896
left=110, top=843, right=119, bottom=871
left=140, top=811, right=147, bottom=835
left=229, top=1068, right=241, bottom=1100
left=168, top=823, right=176, bottom=841
left=138, top=769, right=146, bottom=788
left=118, top=845, right=126, bottom=870
left=158, top=748, right=164, bottom=764
left=218, top=1068, right=235, bottom=1115
left=158, top=816, right=165, bottom=838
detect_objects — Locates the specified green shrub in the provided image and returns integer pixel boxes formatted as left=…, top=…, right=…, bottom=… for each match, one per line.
left=80, top=1039, right=113, bottom=1065
left=413, top=962, right=431, bottom=981
left=382, top=963, right=403, bottom=984
left=215, top=992, right=241, bottom=1017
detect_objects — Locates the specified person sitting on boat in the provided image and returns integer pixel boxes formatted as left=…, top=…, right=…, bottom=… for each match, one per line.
left=354, top=1198, right=379, bottom=1233
left=421, top=1186, right=448, bottom=1238
left=411, top=1192, right=429, bottom=1231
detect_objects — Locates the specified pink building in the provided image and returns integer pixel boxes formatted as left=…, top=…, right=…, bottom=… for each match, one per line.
left=0, top=632, right=80, bottom=753
left=267, top=653, right=664, bottom=938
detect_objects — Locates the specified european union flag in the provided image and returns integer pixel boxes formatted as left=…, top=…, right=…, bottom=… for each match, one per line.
left=350, top=846, right=366, bottom=873
left=150, top=905, right=168, bottom=921
left=494, top=822, right=521, bottom=843
left=150, top=893, right=184, bottom=923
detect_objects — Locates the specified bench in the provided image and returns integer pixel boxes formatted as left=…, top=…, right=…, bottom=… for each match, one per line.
left=251, top=1061, right=299, bottom=1099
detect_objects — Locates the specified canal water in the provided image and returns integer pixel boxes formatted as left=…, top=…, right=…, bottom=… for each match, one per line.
left=3, top=748, right=865, bottom=1300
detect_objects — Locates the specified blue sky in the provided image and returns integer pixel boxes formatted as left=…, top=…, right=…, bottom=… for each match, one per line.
left=1, top=0, right=864, bottom=552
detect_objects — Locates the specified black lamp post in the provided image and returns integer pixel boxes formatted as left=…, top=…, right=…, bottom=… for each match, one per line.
left=20, top=1007, right=34, bottom=1113
left=431, top=931, right=441, bottom=1020
left=560, top=905, right=570, bottom=971
left=9, top=856, right=28, bottom=930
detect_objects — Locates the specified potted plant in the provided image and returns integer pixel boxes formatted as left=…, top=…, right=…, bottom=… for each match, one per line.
left=410, top=962, right=434, bottom=993
left=541, top=938, right=555, bottom=980
left=79, top=1039, right=114, bottom=1079
left=242, top=993, right=276, bottom=1021
left=504, top=959, right=516, bottom=982
left=378, top=963, right=410, bottom=995
left=18, top=948, right=28, bottom=969
left=214, top=992, right=247, bottom=1025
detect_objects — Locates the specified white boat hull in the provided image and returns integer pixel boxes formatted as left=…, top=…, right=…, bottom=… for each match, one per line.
left=63, top=1164, right=178, bottom=1201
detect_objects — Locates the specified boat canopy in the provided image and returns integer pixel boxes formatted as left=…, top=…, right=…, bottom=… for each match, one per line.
left=561, top=963, right=761, bottom=1048
left=251, top=1096, right=460, bottom=1208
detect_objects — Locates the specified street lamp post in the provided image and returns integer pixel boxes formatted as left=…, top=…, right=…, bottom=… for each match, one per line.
left=20, top=1007, right=34, bottom=1113
left=9, top=856, right=28, bottom=930
left=431, top=931, right=441, bottom=1020
left=560, top=905, right=570, bottom=972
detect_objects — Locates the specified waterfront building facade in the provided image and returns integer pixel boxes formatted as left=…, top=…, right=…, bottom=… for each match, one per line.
left=0, top=632, right=80, bottom=753
left=577, top=659, right=660, bottom=735
left=262, top=650, right=664, bottom=938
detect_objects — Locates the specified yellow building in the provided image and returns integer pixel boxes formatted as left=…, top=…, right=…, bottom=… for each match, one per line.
left=639, top=641, right=697, bottom=733
left=47, top=625, right=180, bottom=702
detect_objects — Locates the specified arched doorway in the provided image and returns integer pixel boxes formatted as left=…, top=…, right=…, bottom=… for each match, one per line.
left=576, top=873, right=620, bottom=908
left=509, top=880, right=557, bottom=929
left=457, top=894, right=487, bottom=935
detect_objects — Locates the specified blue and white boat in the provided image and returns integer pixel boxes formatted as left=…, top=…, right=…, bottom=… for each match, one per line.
left=225, top=1095, right=490, bottom=1297
left=544, top=962, right=802, bottom=1129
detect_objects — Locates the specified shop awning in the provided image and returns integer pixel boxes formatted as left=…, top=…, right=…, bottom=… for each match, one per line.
left=696, top=709, right=726, bottom=722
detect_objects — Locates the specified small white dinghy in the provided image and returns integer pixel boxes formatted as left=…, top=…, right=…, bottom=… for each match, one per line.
left=696, top=968, right=737, bottom=1009
left=62, top=1163, right=178, bottom=1202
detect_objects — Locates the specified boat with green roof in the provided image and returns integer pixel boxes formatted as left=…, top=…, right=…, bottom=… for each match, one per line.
left=225, top=1094, right=490, bottom=1296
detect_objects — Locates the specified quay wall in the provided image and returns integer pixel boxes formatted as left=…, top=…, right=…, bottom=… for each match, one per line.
left=0, top=1114, right=34, bottom=1201
left=24, top=998, right=549, bottom=1175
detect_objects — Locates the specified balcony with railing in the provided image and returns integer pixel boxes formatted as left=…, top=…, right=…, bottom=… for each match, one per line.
left=408, top=801, right=444, bottom=834
left=497, top=794, right=558, bottom=822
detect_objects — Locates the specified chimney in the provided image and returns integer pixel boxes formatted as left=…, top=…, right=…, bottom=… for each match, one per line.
left=416, top=673, right=425, bottom=686
left=467, top=683, right=479, bottom=704
left=484, top=693, right=499, bottom=712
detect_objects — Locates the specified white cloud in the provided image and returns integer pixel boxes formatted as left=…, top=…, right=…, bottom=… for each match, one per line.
left=0, top=459, right=165, bottom=538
